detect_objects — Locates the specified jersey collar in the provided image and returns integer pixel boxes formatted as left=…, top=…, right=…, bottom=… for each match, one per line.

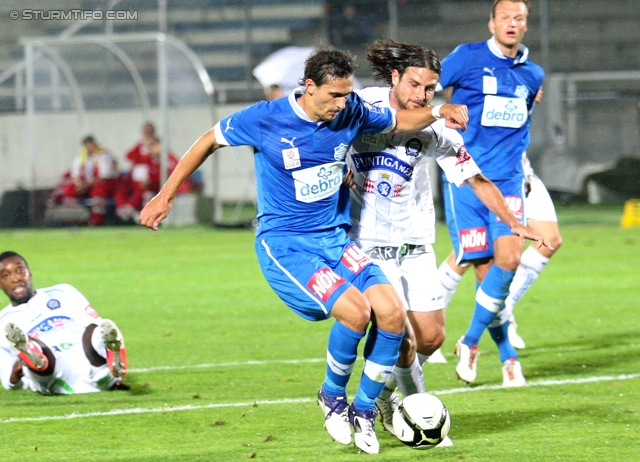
left=288, top=87, right=317, bottom=123
left=487, top=36, right=529, bottom=64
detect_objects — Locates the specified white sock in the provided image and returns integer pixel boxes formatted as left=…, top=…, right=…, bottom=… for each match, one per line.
left=91, top=324, right=107, bottom=358
left=378, top=374, right=397, bottom=401
left=505, top=246, right=550, bottom=311
left=417, top=352, right=430, bottom=367
left=394, top=355, right=425, bottom=397
left=438, top=260, right=463, bottom=308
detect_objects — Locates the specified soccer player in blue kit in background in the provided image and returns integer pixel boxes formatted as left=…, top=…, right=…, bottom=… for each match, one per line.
left=437, top=0, right=553, bottom=387
left=140, top=49, right=470, bottom=454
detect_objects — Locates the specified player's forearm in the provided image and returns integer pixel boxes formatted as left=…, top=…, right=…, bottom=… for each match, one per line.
left=468, top=174, right=520, bottom=228
left=394, top=106, right=437, bottom=132
left=158, top=130, right=217, bottom=200
left=394, top=104, right=468, bottom=133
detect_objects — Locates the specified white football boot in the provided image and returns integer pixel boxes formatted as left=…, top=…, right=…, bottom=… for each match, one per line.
left=454, top=336, right=479, bottom=384
left=350, top=405, right=379, bottom=454
left=100, top=319, right=128, bottom=378
left=317, top=389, right=352, bottom=445
left=502, top=358, right=526, bottom=387
left=4, top=323, right=49, bottom=371
left=375, top=392, right=400, bottom=436
left=507, top=315, right=526, bottom=349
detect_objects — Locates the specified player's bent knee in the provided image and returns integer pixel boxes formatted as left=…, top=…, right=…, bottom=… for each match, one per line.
left=400, top=330, right=417, bottom=355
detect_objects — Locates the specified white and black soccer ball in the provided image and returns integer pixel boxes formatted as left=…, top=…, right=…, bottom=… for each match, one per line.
left=392, top=392, right=451, bottom=450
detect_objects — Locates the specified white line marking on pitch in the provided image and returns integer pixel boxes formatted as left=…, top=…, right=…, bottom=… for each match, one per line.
left=130, top=343, right=640, bottom=373
left=2, top=373, right=639, bottom=424
left=131, top=358, right=325, bottom=373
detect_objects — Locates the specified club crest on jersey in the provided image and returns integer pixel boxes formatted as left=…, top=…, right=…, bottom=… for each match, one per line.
left=405, top=138, right=423, bottom=157
left=47, top=299, right=61, bottom=310
left=341, top=244, right=372, bottom=274
left=333, top=143, right=349, bottom=161
left=514, top=85, right=529, bottom=100
left=456, top=146, right=472, bottom=165
left=460, top=227, right=488, bottom=252
left=307, top=268, right=346, bottom=302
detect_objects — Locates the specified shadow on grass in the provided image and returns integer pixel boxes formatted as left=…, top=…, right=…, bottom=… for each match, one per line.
left=121, top=374, right=154, bottom=396
left=517, top=329, right=640, bottom=379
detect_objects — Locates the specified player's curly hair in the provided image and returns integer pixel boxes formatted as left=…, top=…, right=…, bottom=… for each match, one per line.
left=300, top=48, right=358, bottom=87
left=366, top=39, right=440, bottom=86
left=0, top=251, right=26, bottom=265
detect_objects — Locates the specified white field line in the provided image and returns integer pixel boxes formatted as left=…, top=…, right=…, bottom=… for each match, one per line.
left=130, top=343, right=640, bottom=374
left=2, top=373, right=639, bottom=424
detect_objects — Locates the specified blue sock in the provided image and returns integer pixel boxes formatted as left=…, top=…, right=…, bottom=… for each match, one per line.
left=354, top=326, right=403, bottom=412
left=463, top=265, right=514, bottom=348
left=489, top=319, right=517, bottom=362
left=322, top=321, right=364, bottom=398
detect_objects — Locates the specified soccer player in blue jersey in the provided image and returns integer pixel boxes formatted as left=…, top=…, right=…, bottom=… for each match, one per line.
left=437, top=0, right=553, bottom=387
left=140, top=49, right=469, bottom=454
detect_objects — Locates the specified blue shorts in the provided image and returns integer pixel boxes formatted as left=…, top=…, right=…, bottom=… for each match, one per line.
left=444, top=177, right=525, bottom=264
left=255, top=227, right=389, bottom=321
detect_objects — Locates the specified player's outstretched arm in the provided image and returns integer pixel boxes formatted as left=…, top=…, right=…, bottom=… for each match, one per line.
left=140, top=129, right=219, bottom=230
left=394, top=103, right=468, bottom=133
left=467, top=173, right=553, bottom=250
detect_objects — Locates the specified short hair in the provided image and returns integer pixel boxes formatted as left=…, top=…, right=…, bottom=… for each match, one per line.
left=365, top=39, right=440, bottom=86
left=299, top=48, right=358, bottom=87
left=491, top=0, right=531, bottom=17
left=0, top=251, right=26, bottom=266
left=82, top=135, right=97, bottom=145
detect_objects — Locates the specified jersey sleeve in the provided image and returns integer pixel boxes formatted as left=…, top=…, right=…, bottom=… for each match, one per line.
left=432, top=123, right=481, bottom=186
left=213, top=103, right=263, bottom=148
left=438, top=44, right=468, bottom=90
left=352, top=92, right=397, bottom=135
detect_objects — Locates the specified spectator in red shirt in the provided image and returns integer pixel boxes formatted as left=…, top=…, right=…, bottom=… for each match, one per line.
left=115, top=136, right=190, bottom=222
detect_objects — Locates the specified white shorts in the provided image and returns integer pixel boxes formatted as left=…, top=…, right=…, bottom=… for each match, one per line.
left=368, top=244, right=445, bottom=313
left=526, top=176, right=558, bottom=222
left=23, top=342, right=116, bottom=395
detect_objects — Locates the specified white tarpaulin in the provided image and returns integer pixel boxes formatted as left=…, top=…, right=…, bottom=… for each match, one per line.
left=253, top=46, right=360, bottom=96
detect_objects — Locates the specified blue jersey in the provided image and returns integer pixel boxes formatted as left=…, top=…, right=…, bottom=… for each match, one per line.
left=214, top=89, right=395, bottom=237
left=439, top=38, right=544, bottom=180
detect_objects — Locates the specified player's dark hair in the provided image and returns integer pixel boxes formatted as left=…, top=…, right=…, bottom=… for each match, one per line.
left=0, top=251, right=26, bottom=266
left=300, top=48, right=358, bottom=87
left=491, top=0, right=531, bottom=17
left=366, top=39, right=440, bottom=86
left=82, top=135, right=97, bottom=145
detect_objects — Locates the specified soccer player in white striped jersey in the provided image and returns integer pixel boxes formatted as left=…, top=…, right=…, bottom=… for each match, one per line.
left=347, top=39, right=549, bottom=436
left=0, top=251, right=128, bottom=394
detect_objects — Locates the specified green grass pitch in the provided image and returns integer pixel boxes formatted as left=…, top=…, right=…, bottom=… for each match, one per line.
left=0, top=203, right=638, bottom=461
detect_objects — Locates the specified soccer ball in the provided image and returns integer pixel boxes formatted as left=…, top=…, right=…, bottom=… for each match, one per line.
left=392, top=393, right=451, bottom=449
